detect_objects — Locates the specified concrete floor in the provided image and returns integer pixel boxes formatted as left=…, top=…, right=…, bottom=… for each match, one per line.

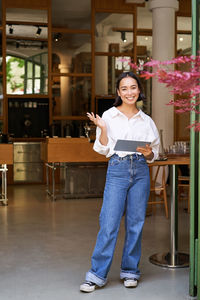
left=0, top=184, right=193, bottom=300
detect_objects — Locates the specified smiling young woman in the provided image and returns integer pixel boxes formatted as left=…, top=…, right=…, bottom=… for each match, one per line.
left=80, top=71, right=160, bottom=293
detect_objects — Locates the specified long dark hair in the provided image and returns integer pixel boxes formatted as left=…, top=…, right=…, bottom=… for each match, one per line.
left=113, top=71, right=146, bottom=107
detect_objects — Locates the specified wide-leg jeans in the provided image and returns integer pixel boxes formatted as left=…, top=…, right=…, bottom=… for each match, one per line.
left=85, top=153, right=150, bottom=287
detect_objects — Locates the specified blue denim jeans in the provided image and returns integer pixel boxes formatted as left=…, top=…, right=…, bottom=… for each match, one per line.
left=85, top=153, right=150, bottom=287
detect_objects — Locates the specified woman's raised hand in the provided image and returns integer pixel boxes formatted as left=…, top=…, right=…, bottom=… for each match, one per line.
left=87, top=112, right=106, bottom=129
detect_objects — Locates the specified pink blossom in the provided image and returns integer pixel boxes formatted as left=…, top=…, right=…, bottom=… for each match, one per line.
left=143, top=60, right=160, bottom=67
left=139, top=72, right=156, bottom=79
left=129, top=62, right=139, bottom=70
left=132, top=55, right=200, bottom=131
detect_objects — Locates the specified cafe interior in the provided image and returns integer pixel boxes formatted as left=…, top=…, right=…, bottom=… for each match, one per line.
left=0, top=0, right=199, bottom=299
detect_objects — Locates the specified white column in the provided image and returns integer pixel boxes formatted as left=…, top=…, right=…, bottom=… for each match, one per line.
left=149, top=0, right=179, bottom=148
left=58, top=63, right=71, bottom=116
left=95, top=37, right=108, bottom=95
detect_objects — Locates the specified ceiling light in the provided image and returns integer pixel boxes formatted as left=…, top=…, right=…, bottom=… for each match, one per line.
left=145, top=37, right=148, bottom=41
left=121, top=31, right=127, bottom=43
left=36, top=26, right=42, bottom=36
left=179, top=37, right=184, bottom=42
left=9, top=25, right=13, bottom=34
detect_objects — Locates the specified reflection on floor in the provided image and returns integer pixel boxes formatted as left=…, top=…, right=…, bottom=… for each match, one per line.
left=0, top=185, right=191, bottom=300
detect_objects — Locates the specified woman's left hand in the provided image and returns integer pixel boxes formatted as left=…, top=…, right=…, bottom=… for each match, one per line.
left=136, top=144, right=154, bottom=160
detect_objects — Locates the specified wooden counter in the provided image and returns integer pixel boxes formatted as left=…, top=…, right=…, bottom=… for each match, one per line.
left=0, top=144, right=14, bottom=164
left=41, top=138, right=108, bottom=163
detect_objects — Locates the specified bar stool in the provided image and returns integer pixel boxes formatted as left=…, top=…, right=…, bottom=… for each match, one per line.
left=148, top=165, right=169, bottom=218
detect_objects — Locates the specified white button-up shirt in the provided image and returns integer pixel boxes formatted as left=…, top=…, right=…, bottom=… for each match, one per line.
left=93, top=107, right=160, bottom=163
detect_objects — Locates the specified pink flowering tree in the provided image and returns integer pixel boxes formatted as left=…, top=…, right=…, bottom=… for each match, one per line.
left=128, top=56, right=200, bottom=131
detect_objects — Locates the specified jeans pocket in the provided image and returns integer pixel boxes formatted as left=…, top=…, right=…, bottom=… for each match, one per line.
left=109, top=156, right=120, bottom=166
left=138, top=156, right=147, bottom=164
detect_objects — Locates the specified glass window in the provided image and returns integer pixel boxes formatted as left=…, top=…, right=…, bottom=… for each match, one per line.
left=137, top=6, right=152, bottom=29
left=26, top=79, right=33, bottom=94
left=177, top=16, right=191, bottom=31
left=27, top=62, right=33, bottom=78
left=52, top=76, right=91, bottom=117
left=177, top=16, right=191, bottom=55
left=137, top=36, right=152, bottom=57
left=35, top=65, right=41, bottom=78
left=52, top=4, right=91, bottom=29
left=34, top=79, right=41, bottom=93
left=177, top=34, right=192, bottom=55
left=95, top=13, right=134, bottom=54
left=6, top=56, right=25, bottom=94
left=6, top=53, right=48, bottom=95
left=52, top=33, right=91, bottom=73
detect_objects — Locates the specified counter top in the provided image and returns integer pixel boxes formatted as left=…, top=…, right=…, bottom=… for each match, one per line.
left=11, top=138, right=46, bottom=142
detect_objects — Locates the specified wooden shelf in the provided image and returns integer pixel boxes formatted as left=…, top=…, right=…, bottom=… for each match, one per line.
left=51, top=72, right=92, bottom=77
left=95, top=51, right=133, bottom=57
left=52, top=27, right=91, bottom=34
left=7, top=35, right=48, bottom=42
left=53, top=115, right=88, bottom=121
left=7, top=94, right=49, bottom=98
left=6, top=21, right=48, bottom=26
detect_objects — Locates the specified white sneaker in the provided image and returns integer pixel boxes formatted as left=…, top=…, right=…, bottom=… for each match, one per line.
left=124, top=278, right=138, bottom=288
left=80, top=281, right=96, bottom=293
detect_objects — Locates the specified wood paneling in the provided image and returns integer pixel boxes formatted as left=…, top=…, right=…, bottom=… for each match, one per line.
left=0, top=144, right=13, bottom=164
left=5, top=0, right=50, bottom=9
left=177, top=0, right=191, bottom=17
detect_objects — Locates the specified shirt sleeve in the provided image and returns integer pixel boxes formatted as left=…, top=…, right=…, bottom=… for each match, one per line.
left=93, top=114, right=111, bottom=156
left=146, top=119, right=160, bottom=163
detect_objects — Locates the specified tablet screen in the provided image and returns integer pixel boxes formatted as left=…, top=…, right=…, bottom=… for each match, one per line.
left=114, top=139, right=151, bottom=152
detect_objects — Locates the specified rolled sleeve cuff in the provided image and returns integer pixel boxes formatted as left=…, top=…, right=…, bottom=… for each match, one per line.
left=146, top=149, right=158, bottom=163
left=93, top=139, right=110, bottom=156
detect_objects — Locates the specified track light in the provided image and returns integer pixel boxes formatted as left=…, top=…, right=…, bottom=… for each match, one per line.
left=54, top=33, right=62, bottom=42
left=36, top=26, right=42, bottom=36
left=9, top=25, right=14, bottom=34
left=121, top=31, right=127, bottom=43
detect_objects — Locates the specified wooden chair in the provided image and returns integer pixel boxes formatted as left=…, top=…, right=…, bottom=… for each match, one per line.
left=148, top=165, right=169, bottom=218
left=178, top=173, right=190, bottom=213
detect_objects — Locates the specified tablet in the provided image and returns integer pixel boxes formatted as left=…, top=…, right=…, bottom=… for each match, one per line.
left=114, top=139, right=151, bottom=152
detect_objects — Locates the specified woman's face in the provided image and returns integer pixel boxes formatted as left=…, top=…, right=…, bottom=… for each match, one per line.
left=117, top=76, right=140, bottom=106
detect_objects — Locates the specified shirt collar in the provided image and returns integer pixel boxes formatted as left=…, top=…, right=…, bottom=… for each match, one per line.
left=111, top=106, right=146, bottom=120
